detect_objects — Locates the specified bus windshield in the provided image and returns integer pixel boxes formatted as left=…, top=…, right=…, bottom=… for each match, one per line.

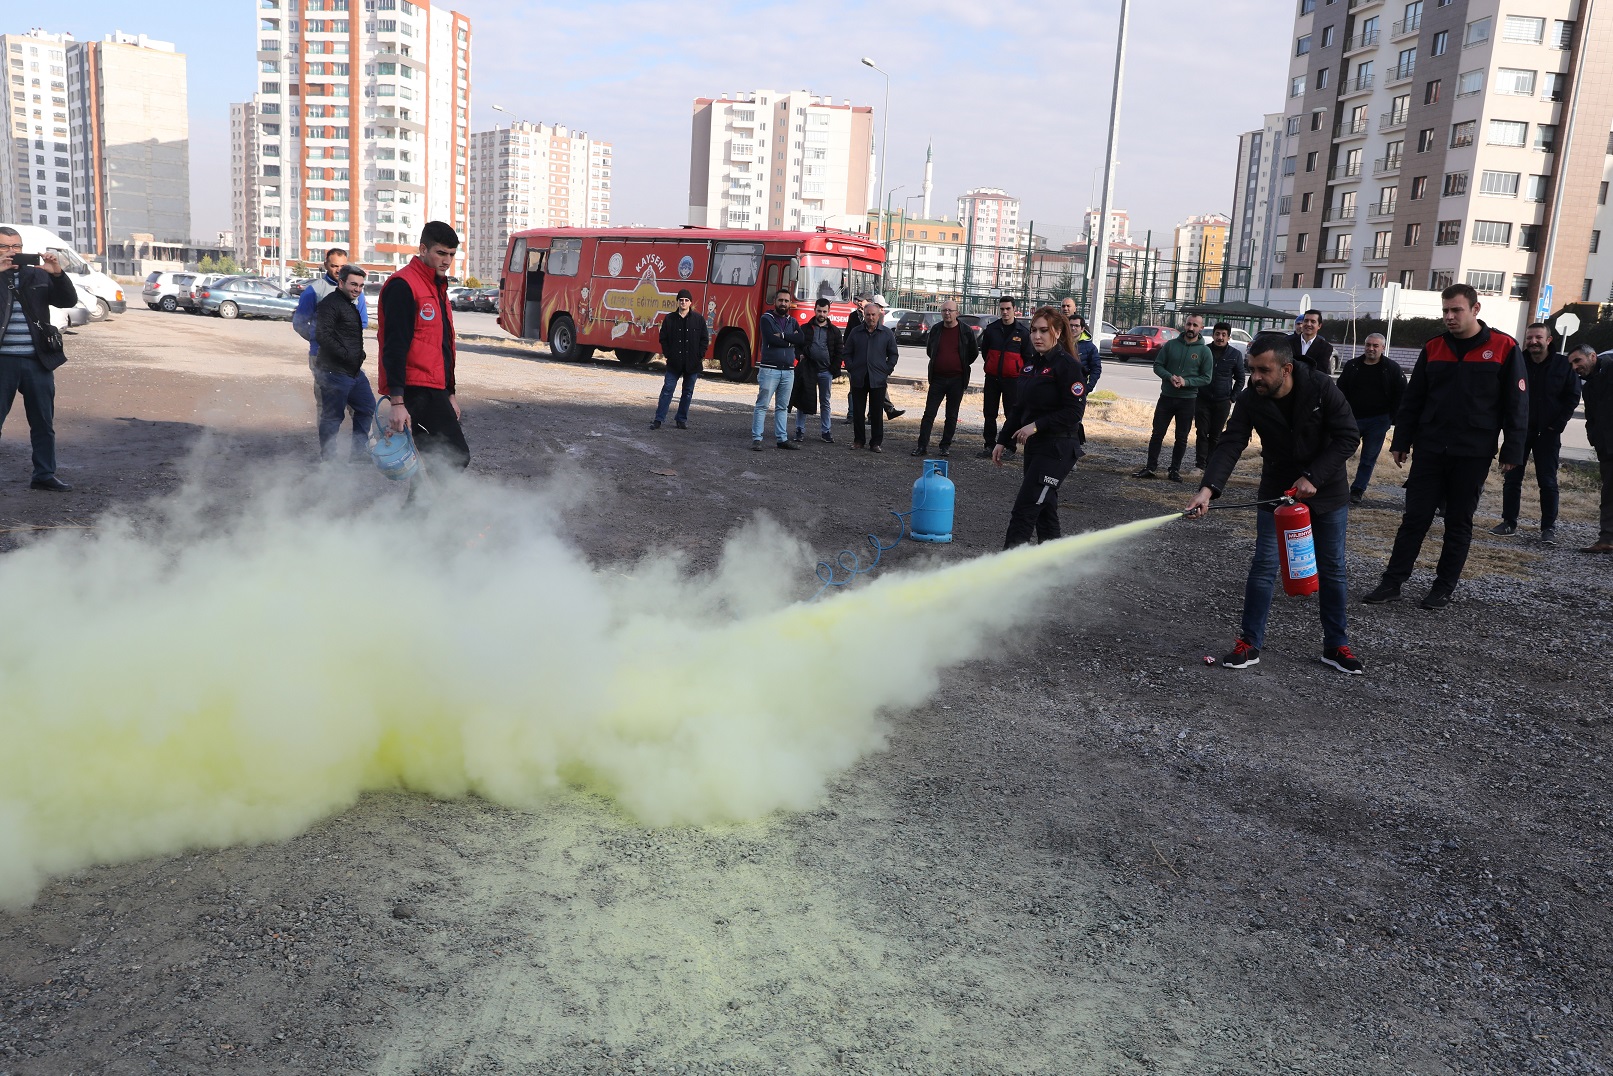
left=796, top=257, right=880, bottom=303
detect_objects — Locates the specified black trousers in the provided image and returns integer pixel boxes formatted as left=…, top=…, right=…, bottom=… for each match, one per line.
left=403, top=386, right=470, bottom=472
left=1380, top=451, right=1492, bottom=589
left=916, top=375, right=965, bottom=450
left=1194, top=396, right=1233, bottom=469
left=1004, top=439, right=1079, bottom=548
left=1598, top=455, right=1613, bottom=543
left=1147, top=395, right=1197, bottom=472
left=982, top=374, right=1017, bottom=447
left=1499, top=430, right=1562, bottom=528
left=849, top=385, right=886, bottom=447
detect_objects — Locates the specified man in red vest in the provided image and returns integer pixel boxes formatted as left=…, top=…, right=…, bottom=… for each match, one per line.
left=379, top=221, right=469, bottom=472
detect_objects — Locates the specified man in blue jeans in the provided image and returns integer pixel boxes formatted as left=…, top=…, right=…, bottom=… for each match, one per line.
left=790, top=296, right=841, bottom=442
left=651, top=288, right=708, bottom=430
left=311, top=264, right=377, bottom=461
left=1335, top=333, right=1406, bottom=505
left=1185, top=334, right=1364, bottom=674
left=753, top=289, right=801, bottom=451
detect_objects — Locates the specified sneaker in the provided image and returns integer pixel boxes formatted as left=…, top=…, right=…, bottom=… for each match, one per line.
left=1540, top=527, right=1557, bottom=546
left=777, top=440, right=801, bottom=450
left=1132, top=467, right=1157, bottom=479
left=649, top=420, right=662, bottom=430
left=1320, top=645, right=1365, bottom=675
left=1420, top=583, right=1455, bottom=610
left=751, top=440, right=764, bottom=452
left=1167, top=469, right=1183, bottom=483
left=791, top=429, right=804, bottom=443
left=675, top=420, right=687, bottom=429
left=820, top=432, right=834, bottom=443
left=1489, top=521, right=1517, bottom=536
left=1349, top=488, right=1365, bottom=506
left=1361, top=582, right=1401, bottom=605
left=1221, top=639, right=1261, bottom=669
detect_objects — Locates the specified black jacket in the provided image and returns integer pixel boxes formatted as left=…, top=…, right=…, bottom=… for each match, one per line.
left=794, top=316, right=844, bottom=376
left=1202, top=362, right=1362, bottom=515
left=923, top=319, right=979, bottom=380
left=980, top=317, right=1033, bottom=378
left=1336, top=355, right=1407, bottom=420
left=1584, top=354, right=1613, bottom=456
left=843, top=322, right=900, bottom=388
left=313, top=289, right=366, bottom=376
left=997, top=346, right=1086, bottom=458
left=759, top=310, right=802, bottom=369
left=1391, top=323, right=1528, bottom=465
left=1288, top=332, right=1334, bottom=375
left=1522, top=351, right=1581, bottom=436
left=0, top=265, right=78, bottom=371
left=1200, top=344, right=1247, bottom=402
left=658, top=310, right=710, bottom=376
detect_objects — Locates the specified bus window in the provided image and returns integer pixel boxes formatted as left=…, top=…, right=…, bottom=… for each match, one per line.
left=797, top=258, right=851, bottom=302
left=550, top=238, right=583, bottom=276
left=711, top=241, right=762, bottom=286
left=506, top=238, right=527, bottom=275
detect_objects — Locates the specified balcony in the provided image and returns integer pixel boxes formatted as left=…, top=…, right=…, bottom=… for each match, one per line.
left=1367, top=200, right=1398, bottom=219
left=1380, top=109, right=1409, bottom=132
left=1349, top=0, right=1384, bottom=9
left=1344, top=30, right=1381, bottom=54
left=1334, top=116, right=1370, bottom=140
left=1341, top=73, right=1376, bottom=98
left=1363, top=243, right=1393, bottom=263
left=1318, top=245, right=1354, bottom=264
left=1373, top=155, right=1403, bottom=176
left=1387, top=61, right=1416, bottom=86
left=1329, top=160, right=1364, bottom=181
left=1322, top=205, right=1358, bottom=222
left=1392, top=14, right=1422, bottom=40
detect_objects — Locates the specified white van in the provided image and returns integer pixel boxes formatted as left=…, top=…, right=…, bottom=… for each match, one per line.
left=1, top=221, right=127, bottom=321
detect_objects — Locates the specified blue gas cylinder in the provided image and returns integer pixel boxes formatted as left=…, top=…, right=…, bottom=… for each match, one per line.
left=910, top=459, right=955, bottom=543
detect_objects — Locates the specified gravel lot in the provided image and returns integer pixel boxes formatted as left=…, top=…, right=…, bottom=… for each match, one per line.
left=0, top=308, right=1609, bottom=1075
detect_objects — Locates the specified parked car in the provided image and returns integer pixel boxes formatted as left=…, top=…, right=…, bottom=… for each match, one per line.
left=1093, top=320, right=1119, bottom=355
left=1229, top=327, right=1253, bottom=346
left=451, top=287, right=481, bottom=312
left=894, top=310, right=943, bottom=345
left=1110, top=325, right=1179, bottom=362
left=180, top=273, right=230, bottom=313
left=882, top=307, right=912, bottom=330
left=471, top=287, right=500, bottom=313
left=446, top=286, right=473, bottom=307
left=142, top=271, right=197, bottom=313
left=958, top=313, right=987, bottom=340
left=197, top=276, right=299, bottom=320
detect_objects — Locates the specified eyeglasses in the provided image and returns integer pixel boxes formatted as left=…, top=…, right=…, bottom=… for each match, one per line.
left=0, top=245, right=22, bottom=253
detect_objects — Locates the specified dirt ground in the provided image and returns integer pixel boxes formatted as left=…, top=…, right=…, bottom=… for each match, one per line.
left=1, top=310, right=1610, bottom=1075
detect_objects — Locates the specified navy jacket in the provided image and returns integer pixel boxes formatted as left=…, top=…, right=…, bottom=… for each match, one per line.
left=759, top=310, right=802, bottom=369
left=1522, top=351, right=1581, bottom=435
left=843, top=322, right=900, bottom=388
left=1076, top=337, right=1102, bottom=393
left=1199, top=344, right=1246, bottom=402
left=1583, top=354, right=1613, bottom=455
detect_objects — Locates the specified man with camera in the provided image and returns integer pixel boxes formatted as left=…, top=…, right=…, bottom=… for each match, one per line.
left=0, top=226, right=78, bottom=491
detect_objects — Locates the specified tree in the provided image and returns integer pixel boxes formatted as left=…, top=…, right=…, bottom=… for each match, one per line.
left=197, top=253, right=241, bottom=274
left=464, top=276, right=482, bottom=288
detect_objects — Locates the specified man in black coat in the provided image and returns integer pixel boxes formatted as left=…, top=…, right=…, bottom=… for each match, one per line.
left=790, top=296, right=842, bottom=442
left=0, top=226, right=79, bottom=491
left=312, top=264, right=378, bottom=461
left=652, top=288, right=709, bottom=430
left=843, top=295, right=901, bottom=452
left=1491, top=322, right=1581, bottom=543
left=1186, top=333, right=1364, bottom=675
left=1289, top=309, right=1335, bottom=375
left=1193, top=322, right=1246, bottom=470
left=1570, top=345, right=1613, bottom=553
left=1336, top=332, right=1407, bottom=504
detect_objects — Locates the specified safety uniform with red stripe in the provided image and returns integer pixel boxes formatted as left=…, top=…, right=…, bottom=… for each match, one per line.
left=1390, top=323, right=1528, bottom=464
left=980, top=318, right=1033, bottom=378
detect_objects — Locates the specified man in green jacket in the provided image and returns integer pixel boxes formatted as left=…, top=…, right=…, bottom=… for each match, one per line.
left=1134, top=314, right=1213, bottom=481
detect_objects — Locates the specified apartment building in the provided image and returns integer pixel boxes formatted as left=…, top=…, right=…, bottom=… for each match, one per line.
left=1274, top=0, right=1613, bottom=325
left=467, top=119, right=611, bottom=282
left=957, top=187, right=1025, bottom=292
left=1228, top=113, right=1291, bottom=294
left=231, top=102, right=258, bottom=266
left=66, top=33, right=190, bottom=251
left=240, top=0, right=471, bottom=276
left=868, top=212, right=968, bottom=298
left=687, top=89, right=874, bottom=232
left=0, top=30, right=74, bottom=242
left=1173, top=212, right=1231, bottom=302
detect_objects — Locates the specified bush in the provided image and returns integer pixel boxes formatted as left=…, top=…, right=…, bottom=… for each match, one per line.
left=464, top=276, right=482, bottom=288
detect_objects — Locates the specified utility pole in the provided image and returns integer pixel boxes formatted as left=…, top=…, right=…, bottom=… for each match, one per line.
left=1089, top=0, right=1130, bottom=337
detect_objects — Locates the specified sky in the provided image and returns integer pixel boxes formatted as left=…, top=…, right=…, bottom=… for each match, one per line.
left=44, top=0, right=1292, bottom=246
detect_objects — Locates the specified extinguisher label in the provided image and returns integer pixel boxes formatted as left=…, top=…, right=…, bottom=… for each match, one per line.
left=1284, top=526, right=1319, bottom=579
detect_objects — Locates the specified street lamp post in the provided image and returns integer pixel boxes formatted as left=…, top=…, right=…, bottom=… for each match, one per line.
left=861, top=57, right=890, bottom=247
left=1089, top=0, right=1131, bottom=339
left=883, top=185, right=905, bottom=294
left=904, top=193, right=924, bottom=300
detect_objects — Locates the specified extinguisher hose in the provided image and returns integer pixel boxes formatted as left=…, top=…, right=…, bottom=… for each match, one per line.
left=1182, top=491, right=1297, bottom=519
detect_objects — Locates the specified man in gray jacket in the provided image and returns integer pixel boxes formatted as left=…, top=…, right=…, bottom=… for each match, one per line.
left=843, top=294, right=901, bottom=452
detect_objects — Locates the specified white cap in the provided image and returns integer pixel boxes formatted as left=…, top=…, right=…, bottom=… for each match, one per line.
left=869, top=293, right=889, bottom=308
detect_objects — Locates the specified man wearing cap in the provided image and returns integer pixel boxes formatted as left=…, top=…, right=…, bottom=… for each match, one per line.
left=843, top=294, right=901, bottom=451
left=651, top=288, right=709, bottom=430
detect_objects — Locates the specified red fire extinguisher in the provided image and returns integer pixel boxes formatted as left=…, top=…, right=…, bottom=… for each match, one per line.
left=1275, top=489, right=1320, bottom=597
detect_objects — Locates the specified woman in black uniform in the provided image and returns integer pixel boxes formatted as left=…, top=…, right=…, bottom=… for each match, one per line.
left=991, top=306, right=1088, bottom=548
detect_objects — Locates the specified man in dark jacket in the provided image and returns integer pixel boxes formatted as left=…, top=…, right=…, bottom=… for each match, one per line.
left=1491, top=323, right=1580, bottom=543
left=1186, top=334, right=1364, bottom=675
left=753, top=289, right=801, bottom=451
left=1289, top=309, right=1335, bottom=375
left=1363, top=284, right=1528, bottom=609
left=652, top=288, right=709, bottom=430
left=312, top=264, right=377, bottom=461
left=1570, top=346, right=1613, bottom=553
left=843, top=294, right=901, bottom=451
left=912, top=301, right=979, bottom=457
left=0, top=226, right=78, bottom=491
left=1061, top=298, right=1103, bottom=390
left=1336, top=333, right=1407, bottom=504
left=976, top=297, right=1033, bottom=457
left=790, top=296, right=842, bottom=443
left=1193, top=322, right=1246, bottom=471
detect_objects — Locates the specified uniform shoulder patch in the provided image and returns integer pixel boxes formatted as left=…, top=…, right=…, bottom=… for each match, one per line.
left=1518, top=378, right=1527, bottom=392
left=1072, top=382, right=1085, bottom=396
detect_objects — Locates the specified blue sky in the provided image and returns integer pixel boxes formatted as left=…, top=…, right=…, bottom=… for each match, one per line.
left=50, top=0, right=1292, bottom=244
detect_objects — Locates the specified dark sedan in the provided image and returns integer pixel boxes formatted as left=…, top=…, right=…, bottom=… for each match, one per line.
left=471, top=287, right=500, bottom=313
left=894, top=310, right=943, bottom=345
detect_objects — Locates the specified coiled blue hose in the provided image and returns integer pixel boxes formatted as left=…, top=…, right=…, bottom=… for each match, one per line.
left=812, top=509, right=913, bottom=600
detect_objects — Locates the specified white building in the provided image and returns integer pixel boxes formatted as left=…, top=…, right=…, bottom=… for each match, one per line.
left=237, top=0, right=472, bottom=277
left=1228, top=113, right=1291, bottom=294
left=230, top=102, right=258, bottom=266
left=467, top=119, right=611, bottom=283
left=0, top=30, right=74, bottom=243
left=687, top=89, right=874, bottom=232
left=957, top=186, right=1024, bottom=292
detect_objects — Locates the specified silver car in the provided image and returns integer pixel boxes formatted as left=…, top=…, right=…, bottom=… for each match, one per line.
left=142, top=271, right=196, bottom=312
left=197, top=276, right=299, bottom=320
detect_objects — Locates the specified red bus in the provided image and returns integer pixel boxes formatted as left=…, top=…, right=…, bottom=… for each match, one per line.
left=495, top=227, right=886, bottom=380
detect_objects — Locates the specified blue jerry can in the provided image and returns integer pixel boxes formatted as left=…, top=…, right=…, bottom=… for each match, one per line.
left=910, top=459, right=955, bottom=543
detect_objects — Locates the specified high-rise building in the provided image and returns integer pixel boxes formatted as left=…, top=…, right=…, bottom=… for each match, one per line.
left=66, top=32, right=190, bottom=251
left=1083, top=206, right=1135, bottom=247
left=1173, top=212, right=1231, bottom=302
left=239, top=0, right=472, bottom=277
left=957, top=187, right=1024, bottom=292
left=467, top=119, right=611, bottom=282
left=230, top=102, right=259, bottom=266
left=0, top=30, right=75, bottom=242
left=1228, top=114, right=1290, bottom=294
left=1274, top=0, right=1613, bottom=323
left=687, top=89, right=874, bottom=232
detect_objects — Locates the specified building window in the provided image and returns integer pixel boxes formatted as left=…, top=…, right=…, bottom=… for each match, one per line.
left=1456, top=70, right=1484, bottom=97
left=1535, top=125, right=1557, bottom=153
left=1291, top=75, right=1306, bottom=97
left=1417, top=128, right=1437, bottom=152
left=1424, top=79, right=1441, bottom=105
left=1510, top=274, right=1533, bottom=300
left=1311, top=109, right=1327, bottom=132
left=1526, top=174, right=1551, bottom=202
left=1600, top=182, right=1609, bottom=206
left=1593, top=231, right=1603, bottom=255
left=1472, top=220, right=1512, bottom=246
left=1435, top=220, right=1461, bottom=245
left=1410, top=176, right=1428, bottom=199
left=1466, top=270, right=1504, bottom=294
left=1296, top=233, right=1310, bottom=253
left=1321, top=25, right=1335, bottom=48
left=1300, top=0, right=1315, bottom=12
left=1450, top=121, right=1475, bottom=148
left=1464, top=18, right=1491, bottom=47
left=1478, top=171, right=1520, bottom=197
left=1301, top=191, right=1314, bottom=212
left=1518, top=224, right=1540, bottom=250
left=1399, top=270, right=1415, bottom=288
left=1443, top=172, right=1469, bottom=196
left=1297, top=34, right=1312, bottom=55
left=1329, top=272, right=1347, bottom=288
left=1286, top=115, right=1302, bottom=135
left=1405, top=222, right=1422, bottom=246
left=1431, top=270, right=1454, bottom=290
left=1582, top=279, right=1594, bottom=302
left=1282, top=155, right=1297, bottom=176
left=1497, top=68, right=1537, bottom=96
left=1431, top=30, right=1448, bottom=56
left=1487, top=120, right=1527, bottom=147
left=1370, top=272, right=1387, bottom=288
left=1317, top=68, right=1331, bottom=90
left=1305, top=150, right=1319, bottom=172
left=1555, top=21, right=1576, bottom=49
left=1501, top=15, right=1545, bottom=44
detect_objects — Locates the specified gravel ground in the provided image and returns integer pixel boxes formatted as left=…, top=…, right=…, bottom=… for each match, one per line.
left=1, top=310, right=1609, bottom=1075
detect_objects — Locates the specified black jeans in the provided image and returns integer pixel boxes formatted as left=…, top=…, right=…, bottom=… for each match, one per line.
left=1004, top=438, right=1079, bottom=548
left=1598, top=455, right=1613, bottom=543
left=849, top=384, right=886, bottom=447
left=1147, top=395, right=1197, bottom=472
left=0, top=354, right=56, bottom=481
left=1499, top=430, right=1562, bottom=528
left=1193, top=396, right=1232, bottom=469
left=982, top=374, right=1017, bottom=447
left=403, top=386, right=470, bottom=472
left=916, top=375, right=966, bottom=450
left=1380, top=451, right=1492, bottom=589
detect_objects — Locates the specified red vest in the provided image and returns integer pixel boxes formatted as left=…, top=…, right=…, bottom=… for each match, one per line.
left=377, top=256, right=454, bottom=394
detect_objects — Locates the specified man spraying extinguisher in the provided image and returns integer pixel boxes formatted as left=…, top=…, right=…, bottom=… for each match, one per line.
left=1183, top=334, right=1365, bottom=675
